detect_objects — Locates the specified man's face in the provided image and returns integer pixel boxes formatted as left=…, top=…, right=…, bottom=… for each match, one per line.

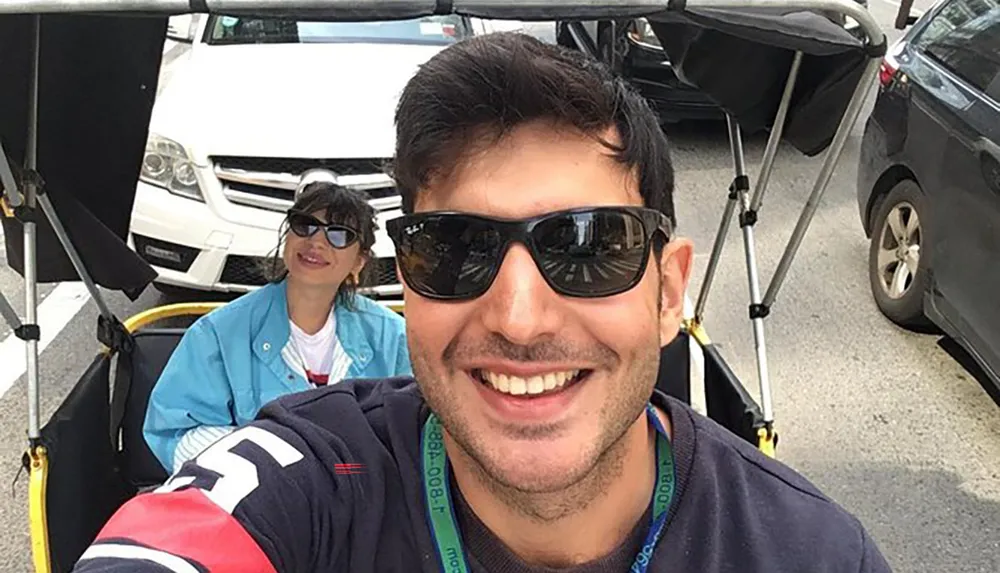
left=404, top=120, right=693, bottom=494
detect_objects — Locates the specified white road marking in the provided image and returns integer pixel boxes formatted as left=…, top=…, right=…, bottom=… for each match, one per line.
left=0, top=281, right=92, bottom=400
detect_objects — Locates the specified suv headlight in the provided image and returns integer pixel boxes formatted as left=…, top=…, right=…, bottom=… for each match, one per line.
left=140, top=134, right=205, bottom=202
left=628, top=18, right=663, bottom=50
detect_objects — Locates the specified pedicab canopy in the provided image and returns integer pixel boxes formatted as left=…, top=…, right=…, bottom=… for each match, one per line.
left=0, top=0, right=883, bottom=291
left=1, top=3, right=883, bottom=571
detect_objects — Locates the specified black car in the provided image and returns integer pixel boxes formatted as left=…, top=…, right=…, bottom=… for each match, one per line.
left=618, top=18, right=726, bottom=123
left=556, top=19, right=723, bottom=123
left=857, top=0, right=1000, bottom=387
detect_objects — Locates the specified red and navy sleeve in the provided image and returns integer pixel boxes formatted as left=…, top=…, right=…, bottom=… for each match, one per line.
left=72, top=419, right=344, bottom=573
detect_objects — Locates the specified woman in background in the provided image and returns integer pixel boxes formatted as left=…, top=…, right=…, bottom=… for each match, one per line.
left=144, top=182, right=411, bottom=474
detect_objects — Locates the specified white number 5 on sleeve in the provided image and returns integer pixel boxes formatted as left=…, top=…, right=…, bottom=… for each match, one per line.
left=157, top=426, right=306, bottom=514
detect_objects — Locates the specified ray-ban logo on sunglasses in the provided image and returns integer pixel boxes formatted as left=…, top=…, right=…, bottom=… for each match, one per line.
left=295, top=168, right=340, bottom=199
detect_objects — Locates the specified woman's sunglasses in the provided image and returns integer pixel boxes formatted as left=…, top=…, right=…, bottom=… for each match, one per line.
left=286, top=211, right=359, bottom=249
left=385, top=206, right=672, bottom=300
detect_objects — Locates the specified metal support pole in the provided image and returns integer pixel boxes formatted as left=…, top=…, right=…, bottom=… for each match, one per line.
left=25, top=222, right=40, bottom=444
left=693, top=115, right=746, bottom=323
left=695, top=52, right=803, bottom=325
left=693, top=189, right=738, bottom=324
left=728, top=115, right=748, bottom=208
left=749, top=51, right=803, bottom=214
left=725, top=117, right=774, bottom=425
left=25, top=14, right=42, bottom=442
left=762, top=55, right=883, bottom=309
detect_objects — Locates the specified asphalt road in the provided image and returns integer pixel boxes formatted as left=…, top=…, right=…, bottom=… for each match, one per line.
left=2, top=2, right=998, bottom=571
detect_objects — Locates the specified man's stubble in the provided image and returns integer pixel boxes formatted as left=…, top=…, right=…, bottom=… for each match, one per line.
left=410, top=319, right=662, bottom=524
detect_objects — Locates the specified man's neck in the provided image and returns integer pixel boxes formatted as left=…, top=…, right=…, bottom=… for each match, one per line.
left=285, top=280, right=335, bottom=335
left=448, top=408, right=670, bottom=568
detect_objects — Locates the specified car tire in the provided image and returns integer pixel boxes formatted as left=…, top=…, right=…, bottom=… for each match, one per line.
left=867, top=179, right=933, bottom=329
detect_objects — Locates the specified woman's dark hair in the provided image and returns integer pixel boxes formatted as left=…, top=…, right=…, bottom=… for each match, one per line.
left=263, top=181, right=378, bottom=309
left=390, top=31, right=676, bottom=231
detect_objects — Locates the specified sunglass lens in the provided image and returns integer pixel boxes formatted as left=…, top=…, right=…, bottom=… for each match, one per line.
left=532, top=211, right=649, bottom=296
left=394, top=215, right=504, bottom=298
left=325, top=228, right=356, bottom=248
left=288, top=214, right=317, bottom=238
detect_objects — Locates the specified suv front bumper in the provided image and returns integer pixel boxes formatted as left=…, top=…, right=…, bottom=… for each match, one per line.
left=129, top=181, right=404, bottom=304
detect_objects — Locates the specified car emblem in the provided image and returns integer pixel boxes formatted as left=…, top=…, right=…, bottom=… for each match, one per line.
left=295, top=168, right=339, bottom=199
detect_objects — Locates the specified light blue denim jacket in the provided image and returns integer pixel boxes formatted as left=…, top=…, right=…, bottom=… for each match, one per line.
left=143, top=280, right=411, bottom=473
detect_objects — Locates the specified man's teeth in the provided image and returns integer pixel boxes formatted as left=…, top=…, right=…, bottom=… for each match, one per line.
left=481, top=370, right=580, bottom=396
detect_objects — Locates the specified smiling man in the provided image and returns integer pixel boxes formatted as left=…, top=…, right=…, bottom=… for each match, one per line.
left=72, top=32, right=892, bottom=573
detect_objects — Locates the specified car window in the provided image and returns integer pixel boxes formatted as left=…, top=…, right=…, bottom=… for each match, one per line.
left=206, top=15, right=472, bottom=46
left=912, top=0, right=1000, bottom=92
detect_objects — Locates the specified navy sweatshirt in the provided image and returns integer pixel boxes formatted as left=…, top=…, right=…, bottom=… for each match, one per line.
left=72, top=376, right=892, bottom=572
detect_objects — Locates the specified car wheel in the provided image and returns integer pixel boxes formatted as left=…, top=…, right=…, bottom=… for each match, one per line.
left=867, top=180, right=932, bottom=329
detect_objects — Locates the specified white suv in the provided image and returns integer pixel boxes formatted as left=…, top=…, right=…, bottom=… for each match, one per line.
left=130, top=14, right=478, bottom=305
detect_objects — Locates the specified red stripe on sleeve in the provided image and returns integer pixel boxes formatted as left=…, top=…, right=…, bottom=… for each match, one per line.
left=95, top=489, right=278, bottom=573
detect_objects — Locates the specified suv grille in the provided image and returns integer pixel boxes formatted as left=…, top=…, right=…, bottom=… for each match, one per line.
left=213, top=156, right=388, bottom=176
left=361, top=257, right=398, bottom=288
left=211, top=156, right=400, bottom=212
left=220, top=255, right=273, bottom=287
left=220, top=255, right=400, bottom=293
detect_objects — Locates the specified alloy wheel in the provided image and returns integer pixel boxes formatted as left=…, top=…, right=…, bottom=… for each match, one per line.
left=876, top=201, right=921, bottom=300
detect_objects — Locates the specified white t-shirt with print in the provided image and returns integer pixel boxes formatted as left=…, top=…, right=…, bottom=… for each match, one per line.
left=284, top=309, right=352, bottom=387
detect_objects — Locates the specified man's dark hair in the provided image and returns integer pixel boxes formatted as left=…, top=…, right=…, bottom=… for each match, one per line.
left=390, top=31, right=675, bottom=229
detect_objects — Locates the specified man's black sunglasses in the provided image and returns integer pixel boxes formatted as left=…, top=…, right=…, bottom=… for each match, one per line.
left=286, top=210, right=359, bottom=249
left=385, top=206, right=672, bottom=300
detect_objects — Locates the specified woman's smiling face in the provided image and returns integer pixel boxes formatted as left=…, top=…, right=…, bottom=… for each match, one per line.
left=282, top=209, right=365, bottom=291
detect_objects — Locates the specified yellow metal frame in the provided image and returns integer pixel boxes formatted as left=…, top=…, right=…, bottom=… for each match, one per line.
left=1, top=196, right=14, bottom=218
left=28, top=301, right=225, bottom=573
left=757, top=428, right=777, bottom=458
left=682, top=317, right=711, bottom=347
left=682, top=317, right=776, bottom=458
left=28, top=446, right=51, bottom=573
left=122, top=302, right=225, bottom=334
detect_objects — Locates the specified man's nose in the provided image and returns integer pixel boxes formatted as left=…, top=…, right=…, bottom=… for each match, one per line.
left=478, top=244, right=562, bottom=344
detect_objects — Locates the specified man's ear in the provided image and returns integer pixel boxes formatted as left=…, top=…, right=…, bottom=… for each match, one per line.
left=657, top=237, right=694, bottom=347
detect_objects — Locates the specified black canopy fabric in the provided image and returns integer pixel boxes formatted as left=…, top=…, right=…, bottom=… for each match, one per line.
left=0, top=2, right=880, bottom=295
left=648, top=7, right=872, bottom=156
left=1, top=14, right=165, bottom=299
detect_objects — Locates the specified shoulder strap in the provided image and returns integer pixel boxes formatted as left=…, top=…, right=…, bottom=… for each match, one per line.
left=104, top=314, right=136, bottom=445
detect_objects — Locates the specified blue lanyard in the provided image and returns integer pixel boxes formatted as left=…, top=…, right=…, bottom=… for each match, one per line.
left=421, top=404, right=675, bottom=573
